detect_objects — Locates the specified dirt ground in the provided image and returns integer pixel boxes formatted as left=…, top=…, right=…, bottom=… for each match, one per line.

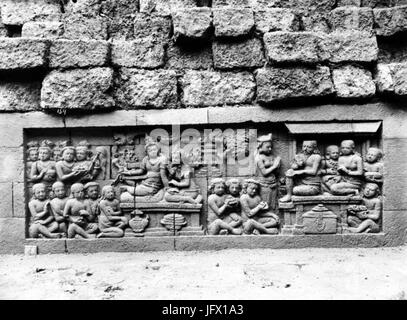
left=0, top=246, right=406, bottom=300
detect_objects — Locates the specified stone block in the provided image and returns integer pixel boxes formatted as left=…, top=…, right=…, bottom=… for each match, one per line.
left=376, top=63, right=407, bottom=95
left=111, top=38, right=165, bottom=68
left=139, top=0, right=197, bottom=16
left=382, top=211, right=407, bottom=246
left=0, top=0, right=61, bottom=25
left=63, top=13, right=108, bottom=40
left=254, top=9, right=299, bottom=33
left=0, top=217, right=26, bottom=254
left=0, top=38, right=48, bottom=70
left=0, top=147, right=24, bottom=183
left=136, top=108, right=208, bottom=126
left=337, top=0, right=362, bottom=5
left=181, top=70, right=255, bottom=106
left=0, top=82, right=41, bottom=111
left=49, top=40, right=109, bottom=69
left=213, top=38, right=265, bottom=69
left=332, top=65, right=376, bottom=98
left=255, top=66, right=334, bottom=103
left=329, top=7, right=374, bottom=32
left=0, top=182, right=13, bottom=218
left=299, top=10, right=330, bottom=33
left=66, top=237, right=175, bottom=253
left=64, top=0, right=102, bottom=15
left=115, top=69, right=178, bottom=109
left=21, top=21, right=64, bottom=38
left=166, top=42, right=213, bottom=70
left=100, top=0, right=140, bottom=40
left=213, top=7, right=254, bottom=37
left=13, top=182, right=26, bottom=218
left=374, top=5, right=407, bottom=36
left=212, top=0, right=254, bottom=6
left=134, top=13, right=171, bottom=41
left=325, top=31, right=378, bottom=63
left=172, top=8, right=212, bottom=41
left=263, top=32, right=326, bottom=64
left=41, top=68, right=115, bottom=110
left=25, top=239, right=66, bottom=254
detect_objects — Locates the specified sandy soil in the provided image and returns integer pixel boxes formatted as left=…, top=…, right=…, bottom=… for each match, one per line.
left=0, top=246, right=406, bottom=300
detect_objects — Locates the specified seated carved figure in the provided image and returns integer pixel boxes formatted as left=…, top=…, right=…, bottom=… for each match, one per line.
left=119, top=141, right=169, bottom=200
left=255, top=134, right=281, bottom=211
left=64, top=183, right=98, bottom=239
left=320, top=145, right=341, bottom=194
left=364, top=147, right=384, bottom=184
left=347, top=183, right=381, bottom=233
left=207, top=178, right=243, bottom=235
left=28, top=183, right=61, bottom=239
left=98, top=186, right=129, bottom=238
left=29, top=140, right=57, bottom=185
left=164, top=152, right=203, bottom=204
left=280, top=140, right=322, bottom=202
left=240, top=179, right=280, bottom=235
left=330, top=140, right=363, bottom=196
left=50, top=181, right=68, bottom=234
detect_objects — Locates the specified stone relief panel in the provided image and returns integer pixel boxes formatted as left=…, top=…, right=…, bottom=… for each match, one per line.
left=24, top=124, right=383, bottom=239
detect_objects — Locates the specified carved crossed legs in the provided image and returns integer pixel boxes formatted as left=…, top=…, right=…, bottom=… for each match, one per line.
left=29, top=221, right=60, bottom=238
left=280, top=176, right=320, bottom=202
left=208, top=214, right=243, bottom=235
left=347, top=216, right=380, bottom=233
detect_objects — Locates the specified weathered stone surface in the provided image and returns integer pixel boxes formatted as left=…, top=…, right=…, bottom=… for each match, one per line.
left=13, top=182, right=25, bottom=218
left=166, top=42, right=213, bottom=70
left=0, top=0, right=61, bottom=25
left=0, top=38, right=48, bottom=70
left=374, top=5, right=407, bottom=36
left=0, top=147, right=24, bottom=183
left=182, top=70, right=255, bottom=106
left=213, top=0, right=254, bottom=6
left=115, top=69, right=178, bottom=109
left=63, top=14, right=108, bottom=40
left=383, top=211, right=407, bottom=246
left=25, top=239, right=66, bottom=254
left=255, top=66, right=334, bottom=103
left=172, top=8, right=212, bottom=40
left=299, top=10, right=330, bottom=33
left=21, top=21, right=64, bottom=38
left=134, top=13, right=171, bottom=41
left=111, top=38, right=165, bottom=68
left=41, top=68, right=115, bottom=110
left=49, top=40, right=109, bottom=69
left=213, top=7, right=254, bottom=37
left=0, top=82, right=41, bottom=111
left=64, top=0, right=102, bottom=15
left=325, top=32, right=378, bottom=63
left=0, top=183, right=13, bottom=218
left=254, top=9, right=299, bottom=33
left=329, top=7, right=374, bottom=32
left=378, top=35, right=407, bottom=63
left=101, top=0, right=140, bottom=40
left=213, top=38, right=264, bottom=69
left=332, top=65, right=376, bottom=98
left=0, top=218, right=25, bottom=254
left=139, top=0, right=197, bottom=16
left=337, top=0, right=362, bottom=5
left=264, top=32, right=326, bottom=64
left=376, top=63, right=407, bottom=95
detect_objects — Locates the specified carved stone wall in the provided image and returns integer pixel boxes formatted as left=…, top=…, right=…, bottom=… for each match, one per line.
left=0, top=0, right=407, bottom=253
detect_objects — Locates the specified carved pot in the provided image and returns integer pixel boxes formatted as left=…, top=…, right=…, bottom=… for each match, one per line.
left=303, top=204, right=337, bottom=234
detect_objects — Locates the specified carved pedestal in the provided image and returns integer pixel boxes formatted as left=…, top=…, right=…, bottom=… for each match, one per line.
left=280, top=195, right=363, bottom=235
left=121, top=202, right=204, bottom=237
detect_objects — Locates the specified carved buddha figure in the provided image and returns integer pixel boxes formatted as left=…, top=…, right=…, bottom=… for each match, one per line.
left=280, top=140, right=322, bottom=202
left=330, top=140, right=363, bottom=196
left=364, top=147, right=383, bottom=184
left=28, top=183, right=61, bottom=239
left=164, top=151, right=203, bottom=204
left=120, top=140, right=169, bottom=197
left=255, top=134, right=281, bottom=210
left=29, top=140, right=57, bottom=185
left=207, top=178, right=243, bottom=235
left=321, top=145, right=341, bottom=194
left=347, top=183, right=381, bottom=233
left=240, top=179, right=280, bottom=235
left=98, top=186, right=128, bottom=238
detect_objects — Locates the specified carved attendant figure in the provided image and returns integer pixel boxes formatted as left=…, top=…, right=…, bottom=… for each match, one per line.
left=50, top=181, right=68, bottom=234
left=364, top=147, right=384, bottom=184
left=347, top=183, right=381, bottom=233
left=320, top=145, right=341, bottom=194
left=255, top=134, right=281, bottom=210
left=280, top=140, right=322, bottom=202
left=73, top=141, right=102, bottom=183
left=56, top=146, right=80, bottom=183
left=26, top=141, right=39, bottom=176
left=240, top=179, right=280, bottom=235
left=29, top=140, right=57, bottom=185
left=207, top=178, right=243, bottom=235
left=28, top=183, right=61, bottom=238
left=98, top=186, right=128, bottom=238
left=330, top=140, right=363, bottom=196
